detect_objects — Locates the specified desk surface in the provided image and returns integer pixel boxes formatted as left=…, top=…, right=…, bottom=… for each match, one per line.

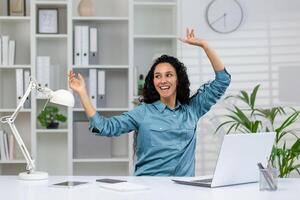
left=0, top=176, right=299, bottom=200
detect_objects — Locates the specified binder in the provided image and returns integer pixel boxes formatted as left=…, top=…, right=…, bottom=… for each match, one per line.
left=8, top=40, right=15, bottom=65
left=97, top=70, right=106, bottom=107
left=36, top=56, right=50, bottom=98
left=3, top=132, right=9, bottom=160
left=23, top=69, right=31, bottom=108
left=74, top=70, right=89, bottom=108
left=0, top=37, right=2, bottom=65
left=2, top=36, right=9, bottom=66
left=74, top=26, right=82, bottom=65
left=81, top=26, right=89, bottom=65
left=89, top=27, right=98, bottom=65
left=8, top=133, right=14, bottom=160
left=16, top=69, right=24, bottom=105
left=0, top=130, right=6, bottom=160
left=89, top=69, right=97, bottom=107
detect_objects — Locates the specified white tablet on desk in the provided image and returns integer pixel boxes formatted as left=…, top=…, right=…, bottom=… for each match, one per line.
left=51, top=181, right=89, bottom=188
left=97, top=182, right=150, bottom=192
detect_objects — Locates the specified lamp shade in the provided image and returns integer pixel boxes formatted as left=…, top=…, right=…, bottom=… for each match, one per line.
left=50, top=90, right=75, bottom=107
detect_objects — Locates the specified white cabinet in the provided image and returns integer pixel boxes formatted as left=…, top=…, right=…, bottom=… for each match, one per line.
left=0, top=0, right=179, bottom=176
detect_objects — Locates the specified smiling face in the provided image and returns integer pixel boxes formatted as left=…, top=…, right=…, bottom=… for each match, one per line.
left=153, top=62, right=178, bottom=106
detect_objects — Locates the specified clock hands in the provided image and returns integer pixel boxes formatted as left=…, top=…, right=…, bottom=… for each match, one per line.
left=210, top=13, right=227, bottom=26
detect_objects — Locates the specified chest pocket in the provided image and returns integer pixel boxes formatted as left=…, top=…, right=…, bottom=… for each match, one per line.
left=149, top=125, right=186, bottom=147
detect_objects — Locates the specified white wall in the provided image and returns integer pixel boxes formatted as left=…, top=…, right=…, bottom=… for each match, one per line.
left=179, top=0, right=300, bottom=176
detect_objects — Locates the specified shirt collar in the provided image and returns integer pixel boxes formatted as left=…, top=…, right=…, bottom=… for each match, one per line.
left=153, top=100, right=182, bottom=112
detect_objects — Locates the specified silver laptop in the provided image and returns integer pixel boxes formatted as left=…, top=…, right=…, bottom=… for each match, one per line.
left=172, top=132, right=275, bottom=188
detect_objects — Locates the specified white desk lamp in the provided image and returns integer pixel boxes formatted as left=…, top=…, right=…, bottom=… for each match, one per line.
left=0, top=78, right=74, bottom=180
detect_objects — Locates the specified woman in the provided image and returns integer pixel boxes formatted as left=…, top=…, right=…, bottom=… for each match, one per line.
left=69, top=28, right=231, bottom=176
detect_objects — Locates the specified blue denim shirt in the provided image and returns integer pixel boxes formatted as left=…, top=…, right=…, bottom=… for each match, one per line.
left=89, top=69, right=231, bottom=176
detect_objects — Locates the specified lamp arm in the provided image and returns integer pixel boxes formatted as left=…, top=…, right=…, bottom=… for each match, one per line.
left=5, top=79, right=38, bottom=173
left=8, top=122, right=36, bottom=173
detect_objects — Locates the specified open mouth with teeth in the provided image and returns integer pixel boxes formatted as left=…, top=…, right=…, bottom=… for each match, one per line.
left=159, top=85, right=171, bottom=91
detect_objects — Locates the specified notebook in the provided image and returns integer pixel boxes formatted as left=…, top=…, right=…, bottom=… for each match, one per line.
left=97, top=182, right=150, bottom=192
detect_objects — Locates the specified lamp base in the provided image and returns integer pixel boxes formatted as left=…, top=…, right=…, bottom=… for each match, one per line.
left=19, top=171, right=48, bottom=180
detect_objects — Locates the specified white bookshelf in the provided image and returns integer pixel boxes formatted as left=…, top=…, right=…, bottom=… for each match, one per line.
left=0, top=0, right=32, bottom=174
left=0, top=0, right=179, bottom=176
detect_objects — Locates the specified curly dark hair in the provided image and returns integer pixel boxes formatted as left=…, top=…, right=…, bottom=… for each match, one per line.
left=142, top=54, right=190, bottom=104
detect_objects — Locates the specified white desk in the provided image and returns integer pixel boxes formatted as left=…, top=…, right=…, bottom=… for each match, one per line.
left=0, top=176, right=299, bottom=200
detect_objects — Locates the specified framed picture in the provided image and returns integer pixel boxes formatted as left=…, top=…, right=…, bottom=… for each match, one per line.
left=8, top=0, right=26, bottom=16
left=38, top=8, right=59, bottom=34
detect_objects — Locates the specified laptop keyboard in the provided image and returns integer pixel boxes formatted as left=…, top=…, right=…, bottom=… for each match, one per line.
left=192, top=178, right=213, bottom=183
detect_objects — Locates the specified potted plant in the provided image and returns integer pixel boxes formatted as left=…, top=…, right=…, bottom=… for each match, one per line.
left=37, top=106, right=67, bottom=129
left=215, top=84, right=300, bottom=177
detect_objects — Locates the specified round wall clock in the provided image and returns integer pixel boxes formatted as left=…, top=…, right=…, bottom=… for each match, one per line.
left=205, top=0, right=244, bottom=34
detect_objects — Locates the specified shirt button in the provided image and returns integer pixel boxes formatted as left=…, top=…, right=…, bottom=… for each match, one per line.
left=159, top=127, right=162, bottom=130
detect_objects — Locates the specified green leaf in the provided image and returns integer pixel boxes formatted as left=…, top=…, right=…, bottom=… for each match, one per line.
left=215, top=121, right=235, bottom=134
left=291, top=139, right=300, bottom=155
left=237, top=91, right=250, bottom=106
left=250, top=84, right=260, bottom=110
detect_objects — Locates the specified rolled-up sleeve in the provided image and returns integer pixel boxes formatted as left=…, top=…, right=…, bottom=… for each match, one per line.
left=88, top=104, right=145, bottom=137
left=189, top=68, right=231, bottom=118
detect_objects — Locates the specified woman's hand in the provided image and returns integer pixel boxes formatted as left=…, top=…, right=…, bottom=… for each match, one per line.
left=68, top=69, right=87, bottom=95
left=179, top=28, right=209, bottom=49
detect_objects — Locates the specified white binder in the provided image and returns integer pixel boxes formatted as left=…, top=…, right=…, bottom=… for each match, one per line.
left=89, top=27, right=98, bottom=65
left=23, top=69, right=31, bottom=108
left=2, top=36, right=9, bottom=66
left=0, top=130, right=6, bottom=160
left=74, top=70, right=89, bottom=108
left=89, top=69, right=97, bottom=107
left=0, top=37, right=2, bottom=65
left=81, top=26, right=89, bottom=65
left=16, top=69, right=23, bottom=105
left=3, top=133, right=9, bottom=160
left=36, top=56, right=50, bottom=98
left=97, top=70, right=106, bottom=107
left=74, top=26, right=82, bottom=65
left=8, top=40, right=15, bottom=65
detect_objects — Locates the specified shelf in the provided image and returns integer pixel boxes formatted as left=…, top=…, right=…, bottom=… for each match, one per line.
left=134, top=2, right=177, bottom=6
left=73, top=108, right=129, bottom=112
left=72, top=16, right=129, bottom=21
left=73, top=158, right=130, bottom=163
left=36, top=34, right=68, bottom=39
left=36, top=129, right=68, bottom=133
left=134, top=35, right=178, bottom=39
left=0, top=65, right=31, bottom=69
left=35, top=1, right=68, bottom=6
left=72, top=65, right=129, bottom=69
left=0, top=108, right=31, bottom=112
left=0, top=160, right=26, bottom=164
left=0, top=16, right=31, bottom=21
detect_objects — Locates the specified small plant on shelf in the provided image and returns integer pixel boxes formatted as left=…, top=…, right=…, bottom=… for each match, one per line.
left=37, top=106, right=67, bottom=129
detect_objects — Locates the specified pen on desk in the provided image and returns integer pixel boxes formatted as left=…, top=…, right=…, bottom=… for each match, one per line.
left=257, top=163, right=277, bottom=190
